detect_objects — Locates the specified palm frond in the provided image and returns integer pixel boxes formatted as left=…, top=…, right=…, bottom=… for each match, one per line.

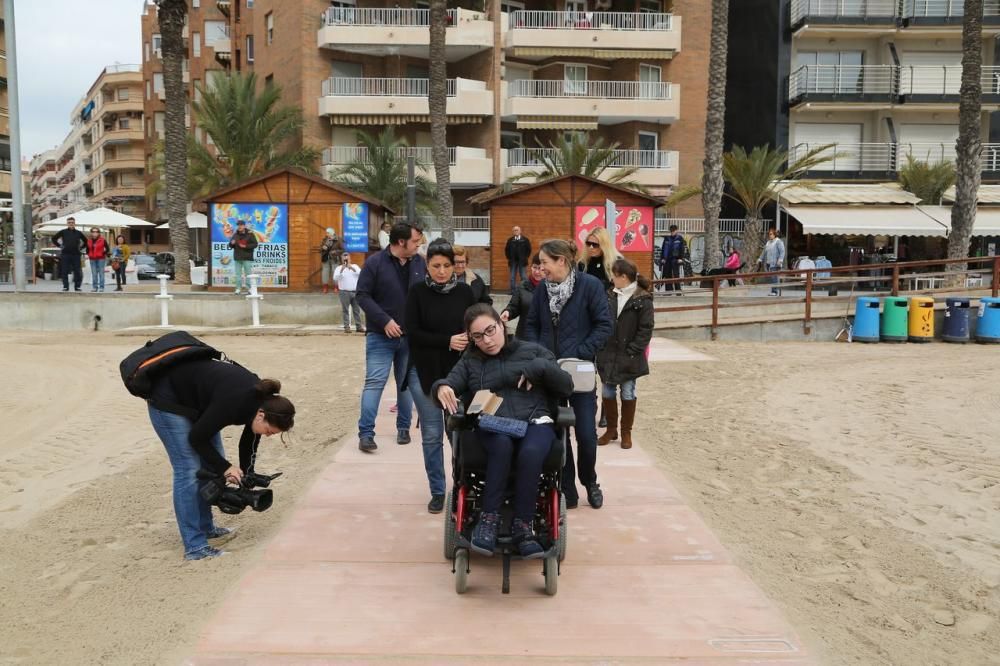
left=898, top=154, right=956, bottom=205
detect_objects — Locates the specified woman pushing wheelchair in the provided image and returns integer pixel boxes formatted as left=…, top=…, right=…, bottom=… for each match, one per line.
left=434, top=304, right=574, bottom=559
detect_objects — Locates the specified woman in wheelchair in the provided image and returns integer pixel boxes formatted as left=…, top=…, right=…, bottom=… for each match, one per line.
left=434, top=304, right=574, bottom=559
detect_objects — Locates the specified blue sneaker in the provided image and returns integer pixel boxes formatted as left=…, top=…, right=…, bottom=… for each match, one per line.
left=184, top=545, right=226, bottom=561
left=470, top=511, right=500, bottom=556
left=512, top=518, right=544, bottom=559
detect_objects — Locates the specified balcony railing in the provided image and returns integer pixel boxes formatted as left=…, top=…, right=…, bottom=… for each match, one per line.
left=789, top=141, right=1000, bottom=172
left=509, top=10, right=673, bottom=31
left=510, top=79, right=672, bottom=99
left=902, top=0, right=1000, bottom=18
left=507, top=147, right=674, bottom=169
left=655, top=217, right=747, bottom=235
left=322, top=7, right=456, bottom=26
left=322, top=77, right=456, bottom=97
left=103, top=64, right=142, bottom=75
left=790, top=0, right=899, bottom=24
left=789, top=64, right=1000, bottom=100
left=900, top=65, right=1000, bottom=96
left=322, top=146, right=456, bottom=166
left=393, top=215, right=490, bottom=231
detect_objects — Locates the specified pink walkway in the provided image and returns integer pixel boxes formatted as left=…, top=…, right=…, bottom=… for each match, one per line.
left=191, top=342, right=811, bottom=664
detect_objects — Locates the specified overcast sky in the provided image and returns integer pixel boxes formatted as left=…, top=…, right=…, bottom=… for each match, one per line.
left=13, top=0, right=144, bottom=161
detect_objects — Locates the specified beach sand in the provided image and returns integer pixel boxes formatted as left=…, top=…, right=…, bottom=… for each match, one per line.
left=0, top=332, right=997, bottom=664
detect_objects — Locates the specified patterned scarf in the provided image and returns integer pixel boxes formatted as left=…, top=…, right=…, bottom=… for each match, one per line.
left=425, top=272, right=459, bottom=294
left=545, top=269, right=577, bottom=319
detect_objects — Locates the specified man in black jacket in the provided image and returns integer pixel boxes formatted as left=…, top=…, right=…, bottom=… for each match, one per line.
left=229, top=220, right=259, bottom=295
left=504, top=226, right=532, bottom=294
left=53, top=217, right=88, bottom=292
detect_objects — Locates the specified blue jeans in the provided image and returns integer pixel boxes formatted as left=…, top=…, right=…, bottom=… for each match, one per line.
left=602, top=380, right=636, bottom=401
left=509, top=262, right=526, bottom=293
left=234, top=260, right=253, bottom=290
left=407, top=367, right=446, bottom=497
left=90, top=259, right=106, bottom=290
left=357, top=333, right=413, bottom=440
left=480, top=423, right=555, bottom=520
left=563, top=389, right=598, bottom=502
left=148, top=405, right=224, bottom=556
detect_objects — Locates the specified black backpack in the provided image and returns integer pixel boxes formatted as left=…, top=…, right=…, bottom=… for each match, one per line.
left=120, top=330, right=222, bottom=399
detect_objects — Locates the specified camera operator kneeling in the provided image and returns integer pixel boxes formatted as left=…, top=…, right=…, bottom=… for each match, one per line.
left=147, top=360, right=295, bottom=560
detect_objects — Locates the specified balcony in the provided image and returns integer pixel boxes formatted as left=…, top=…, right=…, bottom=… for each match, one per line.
left=101, top=154, right=145, bottom=172
left=504, top=11, right=680, bottom=60
left=95, top=184, right=146, bottom=201
left=318, top=8, right=493, bottom=60
left=393, top=215, right=490, bottom=231
left=790, top=0, right=899, bottom=31
left=93, top=128, right=144, bottom=152
left=899, top=65, right=1000, bottom=102
left=504, top=80, right=679, bottom=127
left=503, top=147, right=678, bottom=187
left=901, top=0, right=1000, bottom=25
left=318, top=77, right=492, bottom=123
left=323, top=145, right=493, bottom=188
left=788, top=141, right=1000, bottom=176
left=789, top=64, right=1000, bottom=106
left=208, top=25, right=232, bottom=63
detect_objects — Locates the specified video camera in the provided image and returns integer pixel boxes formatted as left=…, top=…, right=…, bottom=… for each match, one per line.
left=196, top=469, right=283, bottom=515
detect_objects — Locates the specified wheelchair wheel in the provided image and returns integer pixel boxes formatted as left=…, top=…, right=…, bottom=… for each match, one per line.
left=443, top=489, right=457, bottom=561
left=557, top=495, right=567, bottom=563
left=454, top=548, right=469, bottom=595
left=543, top=554, right=558, bottom=596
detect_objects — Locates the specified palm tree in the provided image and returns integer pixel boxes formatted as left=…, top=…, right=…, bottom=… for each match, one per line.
left=898, top=155, right=956, bottom=205
left=156, top=0, right=190, bottom=283
left=429, top=0, right=454, bottom=241
left=506, top=133, right=648, bottom=192
left=949, top=0, right=983, bottom=268
left=329, top=128, right=435, bottom=214
left=700, top=0, right=730, bottom=272
left=187, top=73, right=319, bottom=198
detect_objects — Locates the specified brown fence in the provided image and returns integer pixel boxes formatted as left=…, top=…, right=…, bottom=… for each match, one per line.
left=652, top=255, right=1000, bottom=340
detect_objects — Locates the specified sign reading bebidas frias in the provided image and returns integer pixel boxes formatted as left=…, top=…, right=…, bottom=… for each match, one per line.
left=210, top=203, right=289, bottom=287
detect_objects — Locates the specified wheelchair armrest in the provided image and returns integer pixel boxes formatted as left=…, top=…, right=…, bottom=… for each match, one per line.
left=446, top=409, right=475, bottom=432
left=555, top=405, right=575, bottom=429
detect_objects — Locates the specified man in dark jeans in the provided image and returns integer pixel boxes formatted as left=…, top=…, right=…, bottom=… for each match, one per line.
left=504, top=225, right=532, bottom=294
left=52, top=216, right=88, bottom=292
left=659, top=225, right=686, bottom=294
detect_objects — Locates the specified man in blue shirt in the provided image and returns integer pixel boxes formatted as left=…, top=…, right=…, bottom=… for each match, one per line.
left=659, top=225, right=686, bottom=294
left=355, top=221, right=426, bottom=452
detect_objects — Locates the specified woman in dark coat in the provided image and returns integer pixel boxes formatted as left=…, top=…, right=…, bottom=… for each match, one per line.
left=596, top=258, right=654, bottom=449
left=500, top=253, right=543, bottom=338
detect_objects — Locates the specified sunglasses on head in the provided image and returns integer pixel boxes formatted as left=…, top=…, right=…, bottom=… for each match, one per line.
left=585, top=241, right=600, bottom=248
left=469, top=323, right=498, bottom=342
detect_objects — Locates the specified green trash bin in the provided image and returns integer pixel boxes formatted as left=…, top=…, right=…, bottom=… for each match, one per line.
left=881, top=296, right=909, bottom=342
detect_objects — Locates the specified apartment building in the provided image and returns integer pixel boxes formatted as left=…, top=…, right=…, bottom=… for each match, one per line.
left=139, top=0, right=710, bottom=225
left=727, top=0, right=1000, bottom=185
left=29, top=65, right=148, bottom=229
left=0, top=18, right=14, bottom=200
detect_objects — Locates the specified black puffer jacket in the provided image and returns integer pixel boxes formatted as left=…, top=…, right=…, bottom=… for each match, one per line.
left=432, top=338, right=573, bottom=421
left=596, top=287, right=654, bottom=385
left=501, top=278, right=538, bottom=339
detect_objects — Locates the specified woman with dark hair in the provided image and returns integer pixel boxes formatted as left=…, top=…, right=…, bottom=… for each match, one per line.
left=525, top=239, right=613, bottom=510
left=147, top=361, right=296, bottom=560
left=434, top=304, right=574, bottom=557
left=111, top=234, right=130, bottom=291
left=596, top=258, right=654, bottom=450
left=405, top=238, right=477, bottom=514
left=500, top=252, right=543, bottom=339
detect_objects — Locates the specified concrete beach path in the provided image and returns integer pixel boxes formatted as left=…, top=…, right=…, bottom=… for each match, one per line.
left=190, top=339, right=812, bottom=665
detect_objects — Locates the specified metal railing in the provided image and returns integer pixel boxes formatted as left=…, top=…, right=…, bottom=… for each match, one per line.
left=791, top=0, right=899, bottom=23
left=510, top=79, right=672, bottom=99
left=507, top=147, right=674, bottom=169
left=323, top=7, right=457, bottom=26
left=654, top=217, right=747, bottom=234
left=322, top=146, right=455, bottom=166
left=103, top=64, right=142, bottom=74
left=322, top=77, right=456, bottom=97
left=902, top=0, right=1000, bottom=18
left=790, top=142, right=897, bottom=171
left=789, top=64, right=1000, bottom=99
left=899, top=65, right=1000, bottom=95
left=508, top=10, right=673, bottom=30
left=393, top=215, right=490, bottom=231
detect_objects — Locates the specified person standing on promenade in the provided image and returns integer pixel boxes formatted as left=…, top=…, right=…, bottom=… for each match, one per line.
left=504, top=225, right=532, bottom=294
left=355, top=221, right=426, bottom=453
left=229, top=220, right=258, bottom=295
left=53, top=216, right=87, bottom=292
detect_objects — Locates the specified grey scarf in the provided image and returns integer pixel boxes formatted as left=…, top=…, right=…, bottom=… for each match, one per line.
left=425, top=272, right=459, bottom=294
left=545, top=269, right=577, bottom=319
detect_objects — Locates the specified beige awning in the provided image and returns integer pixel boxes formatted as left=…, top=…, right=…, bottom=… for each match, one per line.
left=784, top=205, right=949, bottom=237
left=516, top=116, right=598, bottom=130
left=918, top=205, right=1000, bottom=235
left=779, top=183, right=919, bottom=205
left=942, top=185, right=1000, bottom=204
left=511, top=47, right=675, bottom=60
left=328, top=114, right=484, bottom=125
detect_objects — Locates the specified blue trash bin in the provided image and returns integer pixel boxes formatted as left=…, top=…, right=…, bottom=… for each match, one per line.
left=976, top=297, right=1000, bottom=343
left=852, top=296, right=881, bottom=343
left=943, top=298, right=971, bottom=343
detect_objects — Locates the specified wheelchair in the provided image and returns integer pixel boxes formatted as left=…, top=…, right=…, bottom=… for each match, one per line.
left=442, top=404, right=575, bottom=596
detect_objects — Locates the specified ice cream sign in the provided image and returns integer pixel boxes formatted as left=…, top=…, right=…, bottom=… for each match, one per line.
left=574, top=202, right=653, bottom=253
left=210, top=202, right=290, bottom=288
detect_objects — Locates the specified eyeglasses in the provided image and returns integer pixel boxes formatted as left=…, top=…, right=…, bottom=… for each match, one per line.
left=469, top=323, right=498, bottom=342
left=585, top=241, right=600, bottom=248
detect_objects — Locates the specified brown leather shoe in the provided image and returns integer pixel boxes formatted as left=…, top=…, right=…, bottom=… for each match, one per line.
left=620, top=399, right=636, bottom=449
left=597, top=398, right=618, bottom=445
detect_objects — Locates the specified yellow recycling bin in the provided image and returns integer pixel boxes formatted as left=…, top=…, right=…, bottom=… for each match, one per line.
left=908, top=296, right=935, bottom=342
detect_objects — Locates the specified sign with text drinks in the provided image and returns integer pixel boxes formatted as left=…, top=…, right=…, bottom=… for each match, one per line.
left=210, top=203, right=289, bottom=287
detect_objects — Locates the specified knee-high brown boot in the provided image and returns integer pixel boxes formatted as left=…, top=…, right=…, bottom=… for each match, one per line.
left=597, top=398, right=618, bottom=445
left=620, top=399, right=637, bottom=449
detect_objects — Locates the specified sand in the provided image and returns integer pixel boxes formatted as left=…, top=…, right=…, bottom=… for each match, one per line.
left=0, top=332, right=997, bottom=665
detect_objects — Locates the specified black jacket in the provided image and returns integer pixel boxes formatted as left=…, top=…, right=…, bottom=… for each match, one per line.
left=432, top=338, right=574, bottom=421
left=53, top=228, right=88, bottom=255
left=404, top=281, right=477, bottom=395
left=580, top=257, right=612, bottom=291
left=229, top=230, right=259, bottom=261
left=502, top=278, right=538, bottom=339
left=596, top=288, right=654, bottom=385
left=504, top=235, right=532, bottom=266
left=524, top=270, right=613, bottom=362
left=460, top=271, right=492, bottom=305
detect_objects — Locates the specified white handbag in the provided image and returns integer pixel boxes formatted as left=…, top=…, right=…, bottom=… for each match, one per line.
left=557, top=358, right=597, bottom=393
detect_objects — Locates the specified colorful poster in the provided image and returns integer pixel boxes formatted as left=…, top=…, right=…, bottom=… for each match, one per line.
left=210, top=203, right=289, bottom=288
left=574, top=204, right=654, bottom=253
left=342, top=202, right=369, bottom=252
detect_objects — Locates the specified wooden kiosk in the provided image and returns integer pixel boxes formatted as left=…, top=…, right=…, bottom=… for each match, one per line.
left=200, top=168, right=392, bottom=292
left=474, top=174, right=663, bottom=283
